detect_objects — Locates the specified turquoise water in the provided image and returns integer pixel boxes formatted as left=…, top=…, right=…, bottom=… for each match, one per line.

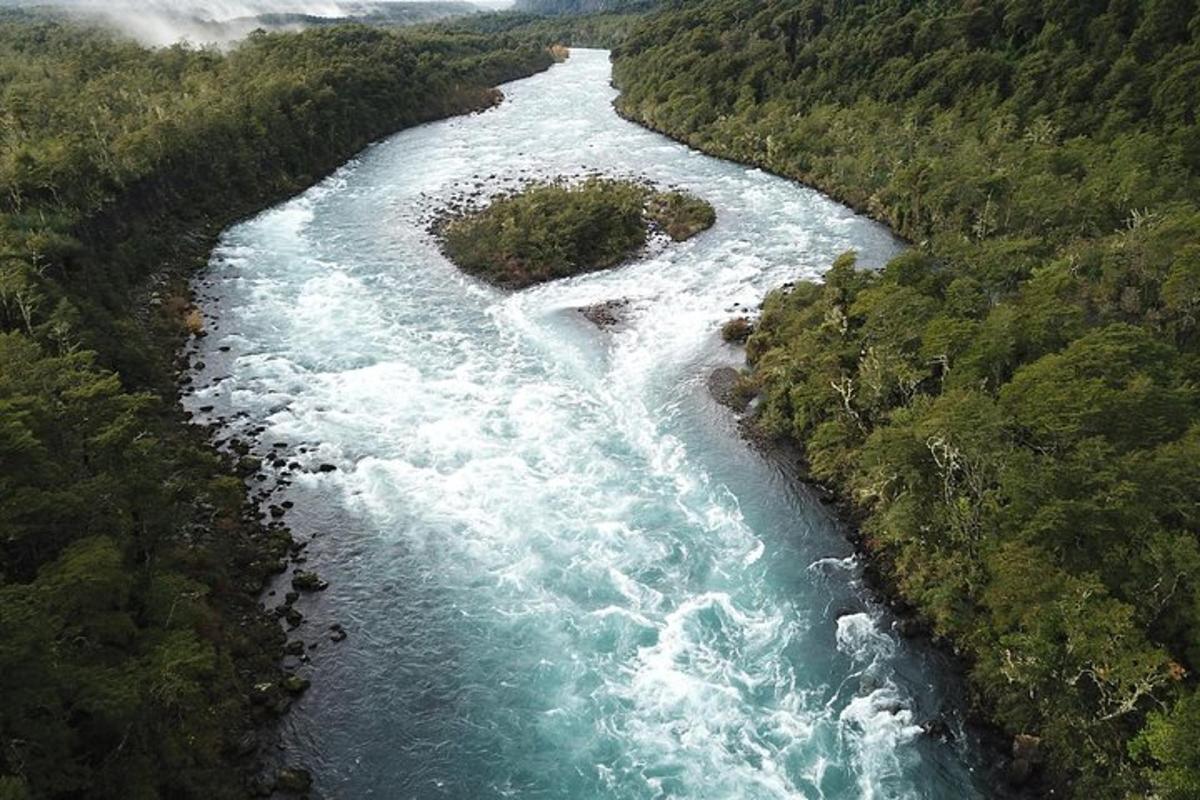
left=186, top=50, right=988, bottom=799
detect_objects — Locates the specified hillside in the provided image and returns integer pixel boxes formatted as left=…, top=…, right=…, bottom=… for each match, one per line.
left=612, top=1, right=1200, bottom=796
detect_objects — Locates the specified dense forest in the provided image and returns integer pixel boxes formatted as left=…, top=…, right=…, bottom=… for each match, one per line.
left=0, top=14, right=551, bottom=799
left=5, top=0, right=1200, bottom=796
left=611, top=0, right=1200, bottom=796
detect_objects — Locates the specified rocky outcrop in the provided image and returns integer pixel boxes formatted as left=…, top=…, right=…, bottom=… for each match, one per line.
left=707, top=366, right=752, bottom=412
left=579, top=298, right=631, bottom=328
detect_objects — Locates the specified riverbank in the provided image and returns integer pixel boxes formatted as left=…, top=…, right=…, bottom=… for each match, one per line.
left=610, top=104, right=914, bottom=248
left=0, top=17, right=555, bottom=797
left=703, top=363, right=1046, bottom=797
left=612, top=75, right=1044, bottom=787
left=606, top=4, right=1200, bottom=792
left=154, top=66, right=556, bottom=798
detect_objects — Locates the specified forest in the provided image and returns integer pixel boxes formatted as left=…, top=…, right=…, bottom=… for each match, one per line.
left=0, top=13, right=551, bottom=799
left=610, top=0, right=1200, bottom=796
left=4, top=0, right=1200, bottom=796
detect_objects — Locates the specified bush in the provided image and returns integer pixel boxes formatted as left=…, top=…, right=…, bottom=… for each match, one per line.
left=436, top=177, right=714, bottom=288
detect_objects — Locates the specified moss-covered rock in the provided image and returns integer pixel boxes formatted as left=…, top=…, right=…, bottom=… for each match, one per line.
left=720, top=316, right=754, bottom=343
left=280, top=674, right=311, bottom=695
left=291, top=571, right=328, bottom=592
left=274, top=767, right=312, bottom=794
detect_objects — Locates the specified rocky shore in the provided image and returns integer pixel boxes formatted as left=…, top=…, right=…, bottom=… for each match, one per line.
left=706, top=331, right=1047, bottom=798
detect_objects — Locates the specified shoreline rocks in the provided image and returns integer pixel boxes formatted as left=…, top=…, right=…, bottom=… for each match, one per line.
left=578, top=298, right=631, bottom=328
left=707, top=366, right=753, bottom=412
left=291, top=571, right=328, bottom=592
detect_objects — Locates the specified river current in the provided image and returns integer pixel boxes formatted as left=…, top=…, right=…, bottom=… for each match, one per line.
left=185, top=49, right=988, bottom=799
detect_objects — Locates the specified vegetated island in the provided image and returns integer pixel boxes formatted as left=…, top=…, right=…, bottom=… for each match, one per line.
left=434, top=177, right=715, bottom=289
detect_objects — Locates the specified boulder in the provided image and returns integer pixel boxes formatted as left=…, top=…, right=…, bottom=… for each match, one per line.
left=281, top=674, right=310, bottom=695
left=720, top=316, right=754, bottom=343
left=291, top=571, right=328, bottom=592
left=707, top=367, right=751, bottom=412
left=578, top=298, right=630, bottom=328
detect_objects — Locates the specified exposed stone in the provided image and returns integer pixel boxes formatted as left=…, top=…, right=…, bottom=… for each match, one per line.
left=921, top=714, right=954, bottom=742
left=707, top=366, right=752, bottom=412
left=578, top=298, right=630, bottom=328
left=236, top=456, right=262, bottom=477
left=281, top=674, right=310, bottom=695
left=720, top=316, right=754, bottom=343
left=291, top=571, right=328, bottom=592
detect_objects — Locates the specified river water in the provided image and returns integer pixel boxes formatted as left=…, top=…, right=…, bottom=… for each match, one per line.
left=185, top=49, right=989, bottom=799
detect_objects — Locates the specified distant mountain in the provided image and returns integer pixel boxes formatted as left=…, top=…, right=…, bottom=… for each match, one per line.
left=513, top=0, right=656, bottom=15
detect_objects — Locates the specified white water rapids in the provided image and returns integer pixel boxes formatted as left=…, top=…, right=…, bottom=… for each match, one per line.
left=185, top=49, right=988, bottom=799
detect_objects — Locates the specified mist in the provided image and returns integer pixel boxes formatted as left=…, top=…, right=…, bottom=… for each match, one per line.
left=2, top=0, right=516, bottom=46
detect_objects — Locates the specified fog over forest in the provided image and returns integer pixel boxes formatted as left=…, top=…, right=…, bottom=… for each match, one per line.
left=0, top=0, right=514, bottom=44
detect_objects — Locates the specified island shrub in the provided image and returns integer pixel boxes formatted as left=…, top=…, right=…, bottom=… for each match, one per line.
left=436, top=177, right=714, bottom=288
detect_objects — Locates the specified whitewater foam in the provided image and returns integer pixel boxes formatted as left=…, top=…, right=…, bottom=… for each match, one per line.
left=186, top=49, right=984, bottom=799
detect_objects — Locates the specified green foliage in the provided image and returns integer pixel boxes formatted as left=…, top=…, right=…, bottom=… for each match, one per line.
left=0, top=15, right=552, bottom=799
left=437, top=178, right=713, bottom=288
left=611, top=0, right=1200, bottom=794
left=1134, top=690, right=1200, bottom=799
left=645, top=189, right=716, bottom=240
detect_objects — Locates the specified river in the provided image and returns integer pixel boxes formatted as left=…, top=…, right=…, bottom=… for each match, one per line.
left=184, top=49, right=989, bottom=799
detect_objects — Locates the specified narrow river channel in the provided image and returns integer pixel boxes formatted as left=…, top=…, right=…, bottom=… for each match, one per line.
left=185, top=48, right=989, bottom=799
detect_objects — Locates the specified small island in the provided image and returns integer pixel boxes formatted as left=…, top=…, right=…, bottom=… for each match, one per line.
left=435, top=177, right=715, bottom=289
